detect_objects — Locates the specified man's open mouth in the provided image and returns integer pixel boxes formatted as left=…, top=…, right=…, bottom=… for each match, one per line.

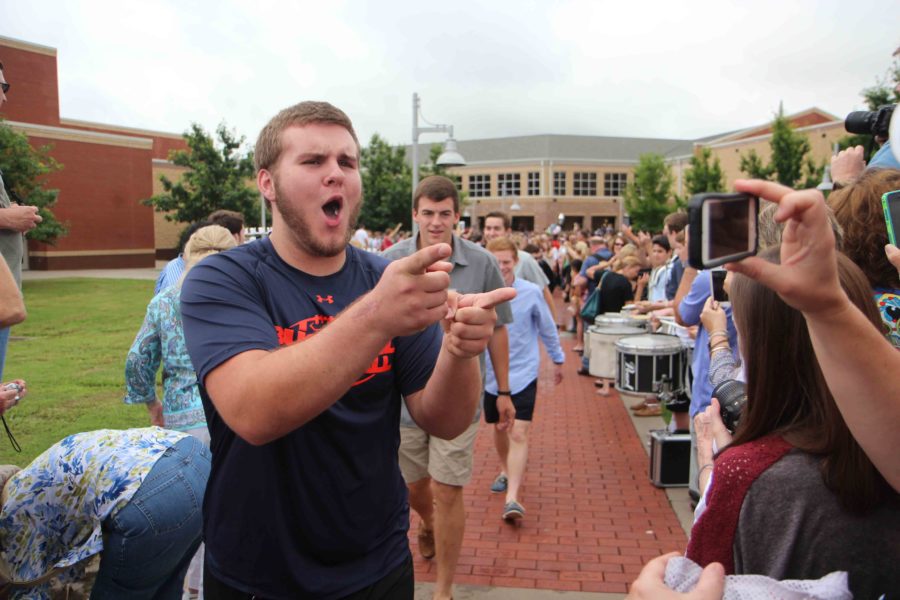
left=323, top=197, right=343, bottom=219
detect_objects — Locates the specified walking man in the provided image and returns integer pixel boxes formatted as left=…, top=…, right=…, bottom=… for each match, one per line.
left=485, top=237, right=564, bottom=521
left=384, top=175, right=514, bottom=600
left=180, top=103, right=514, bottom=599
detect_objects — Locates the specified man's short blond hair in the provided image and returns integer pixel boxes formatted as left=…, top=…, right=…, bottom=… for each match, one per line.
left=254, top=101, right=359, bottom=172
left=486, top=237, right=519, bottom=258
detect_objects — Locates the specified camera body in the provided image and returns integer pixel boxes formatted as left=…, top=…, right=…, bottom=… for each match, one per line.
left=845, top=104, right=895, bottom=139
left=3, top=383, right=22, bottom=393
left=712, top=379, right=747, bottom=433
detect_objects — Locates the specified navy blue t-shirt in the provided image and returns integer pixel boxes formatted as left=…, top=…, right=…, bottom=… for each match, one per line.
left=180, top=239, right=441, bottom=599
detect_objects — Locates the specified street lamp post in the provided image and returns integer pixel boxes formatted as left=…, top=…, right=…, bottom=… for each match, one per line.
left=411, top=92, right=466, bottom=217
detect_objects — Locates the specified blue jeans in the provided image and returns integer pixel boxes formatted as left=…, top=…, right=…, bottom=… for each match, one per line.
left=91, top=436, right=211, bottom=600
left=0, top=326, right=10, bottom=381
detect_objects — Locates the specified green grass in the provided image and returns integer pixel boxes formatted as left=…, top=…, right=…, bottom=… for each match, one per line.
left=1, top=278, right=155, bottom=464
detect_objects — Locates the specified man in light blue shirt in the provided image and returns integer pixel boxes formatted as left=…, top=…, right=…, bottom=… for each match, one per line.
left=484, top=237, right=565, bottom=523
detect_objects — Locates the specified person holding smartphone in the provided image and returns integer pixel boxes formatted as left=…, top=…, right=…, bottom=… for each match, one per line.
left=828, top=168, right=900, bottom=348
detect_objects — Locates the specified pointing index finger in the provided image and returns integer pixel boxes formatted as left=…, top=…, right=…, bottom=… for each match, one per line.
left=400, top=243, right=452, bottom=274
left=472, top=287, right=517, bottom=310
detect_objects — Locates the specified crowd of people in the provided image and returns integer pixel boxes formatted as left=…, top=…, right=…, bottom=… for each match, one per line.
left=0, top=82, right=898, bottom=600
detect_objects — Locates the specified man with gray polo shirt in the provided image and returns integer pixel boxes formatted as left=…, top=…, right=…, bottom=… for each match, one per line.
left=384, top=175, right=513, bottom=600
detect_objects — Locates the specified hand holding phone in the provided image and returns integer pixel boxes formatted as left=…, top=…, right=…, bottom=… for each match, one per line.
left=881, top=189, right=900, bottom=246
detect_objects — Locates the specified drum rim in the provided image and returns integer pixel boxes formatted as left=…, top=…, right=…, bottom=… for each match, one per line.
left=589, top=325, right=645, bottom=335
left=614, top=334, right=684, bottom=354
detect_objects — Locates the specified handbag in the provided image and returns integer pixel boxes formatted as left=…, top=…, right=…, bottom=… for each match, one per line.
left=580, top=270, right=609, bottom=322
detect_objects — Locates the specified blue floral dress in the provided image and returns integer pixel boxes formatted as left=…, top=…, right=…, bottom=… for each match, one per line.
left=0, top=428, right=186, bottom=595
left=124, top=285, right=207, bottom=431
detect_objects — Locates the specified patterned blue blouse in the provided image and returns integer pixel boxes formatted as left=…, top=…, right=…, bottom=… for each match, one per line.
left=124, top=285, right=207, bottom=432
left=0, top=428, right=187, bottom=595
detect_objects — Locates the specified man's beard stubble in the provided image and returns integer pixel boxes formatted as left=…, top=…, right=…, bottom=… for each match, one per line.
left=274, top=178, right=360, bottom=258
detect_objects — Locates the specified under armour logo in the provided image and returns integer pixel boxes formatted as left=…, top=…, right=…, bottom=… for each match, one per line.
left=316, top=295, right=334, bottom=304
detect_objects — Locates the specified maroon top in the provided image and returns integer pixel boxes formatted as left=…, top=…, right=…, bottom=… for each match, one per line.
left=686, top=435, right=793, bottom=573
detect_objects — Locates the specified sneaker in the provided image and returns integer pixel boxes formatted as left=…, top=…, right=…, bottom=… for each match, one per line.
left=633, top=404, right=662, bottom=417
left=502, top=500, right=525, bottom=521
left=630, top=398, right=648, bottom=410
left=417, top=524, right=435, bottom=559
left=490, top=473, right=508, bottom=493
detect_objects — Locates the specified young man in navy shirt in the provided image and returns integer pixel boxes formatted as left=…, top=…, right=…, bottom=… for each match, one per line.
left=180, top=102, right=514, bottom=599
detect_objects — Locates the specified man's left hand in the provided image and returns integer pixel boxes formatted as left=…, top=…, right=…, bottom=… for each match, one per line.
left=442, top=287, right=516, bottom=359
left=497, top=394, right=515, bottom=432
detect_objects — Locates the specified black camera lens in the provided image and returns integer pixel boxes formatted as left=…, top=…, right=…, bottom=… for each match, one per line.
left=844, top=105, right=895, bottom=138
left=712, top=379, right=747, bottom=433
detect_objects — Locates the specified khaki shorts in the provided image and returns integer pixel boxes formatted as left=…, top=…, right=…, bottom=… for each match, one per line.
left=398, top=420, right=480, bottom=487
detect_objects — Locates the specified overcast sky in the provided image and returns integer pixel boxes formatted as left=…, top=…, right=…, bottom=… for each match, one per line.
left=3, top=0, right=899, bottom=149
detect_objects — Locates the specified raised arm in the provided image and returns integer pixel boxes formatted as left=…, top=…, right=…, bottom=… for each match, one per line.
left=729, top=179, right=900, bottom=492
left=197, top=244, right=457, bottom=445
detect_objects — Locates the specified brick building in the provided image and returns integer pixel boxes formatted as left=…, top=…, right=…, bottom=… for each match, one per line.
left=0, top=35, right=186, bottom=269
left=441, top=108, right=844, bottom=233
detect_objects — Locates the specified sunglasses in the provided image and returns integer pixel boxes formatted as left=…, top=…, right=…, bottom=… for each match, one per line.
left=1, top=82, right=8, bottom=94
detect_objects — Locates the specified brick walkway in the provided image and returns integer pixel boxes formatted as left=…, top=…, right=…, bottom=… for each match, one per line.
left=406, top=333, right=688, bottom=594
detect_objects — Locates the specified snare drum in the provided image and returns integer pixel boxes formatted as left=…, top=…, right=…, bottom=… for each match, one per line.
left=615, top=334, right=685, bottom=395
left=595, top=312, right=645, bottom=330
left=588, top=325, right=644, bottom=378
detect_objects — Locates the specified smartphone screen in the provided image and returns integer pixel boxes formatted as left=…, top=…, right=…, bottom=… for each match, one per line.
left=711, top=269, right=728, bottom=303
left=696, top=194, right=757, bottom=267
left=882, top=190, right=900, bottom=246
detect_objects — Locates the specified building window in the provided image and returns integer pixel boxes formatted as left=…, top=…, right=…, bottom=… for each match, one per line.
left=527, top=171, right=540, bottom=196
left=604, top=172, right=628, bottom=197
left=497, top=173, right=521, bottom=197
left=468, top=174, right=490, bottom=197
left=573, top=172, right=597, bottom=196
left=553, top=171, right=566, bottom=195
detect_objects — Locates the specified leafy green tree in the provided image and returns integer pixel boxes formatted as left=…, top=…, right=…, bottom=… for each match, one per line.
left=739, top=105, right=822, bottom=189
left=684, top=147, right=725, bottom=195
left=144, top=122, right=257, bottom=226
left=738, top=150, right=773, bottom=180
left=359, top=134, right=412, bottom=230
left=623, top=153, right=673, bottom=232
left=0, top=119, right=67, bottom=243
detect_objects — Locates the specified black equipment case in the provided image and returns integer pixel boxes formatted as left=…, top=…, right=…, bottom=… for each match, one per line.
left=649, top=429, right=690, bottom=487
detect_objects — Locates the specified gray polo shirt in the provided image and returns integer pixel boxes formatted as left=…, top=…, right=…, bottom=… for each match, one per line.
left=0, top=170, right=24, bottom=287
left=384, top=233, right=513, bottom=425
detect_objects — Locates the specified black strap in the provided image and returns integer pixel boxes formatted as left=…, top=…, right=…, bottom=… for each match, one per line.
left=2, top=415, right=21, bottom=453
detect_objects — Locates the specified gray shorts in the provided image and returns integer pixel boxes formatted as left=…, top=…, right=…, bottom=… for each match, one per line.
left=398, top=421, right=480, bottom=487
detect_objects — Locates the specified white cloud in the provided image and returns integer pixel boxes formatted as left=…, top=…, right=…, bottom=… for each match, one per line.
left=2, top=0, right=898, bottom=148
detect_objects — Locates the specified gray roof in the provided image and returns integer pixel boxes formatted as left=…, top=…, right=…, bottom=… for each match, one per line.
left=407, top=134, right=697, bottom=166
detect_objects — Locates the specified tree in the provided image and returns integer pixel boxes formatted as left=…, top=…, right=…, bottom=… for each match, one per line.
left=684, top=147, right=726, bottom=195
left=738, top=104, right=823, bottom=189
left=144, top=122, right=257, bottom=227
left=622, top=153, right=673, bottom=232
left=0, top=119, right=67, bottom=243
left=359, top=134, right=412, bottom=231
left=739, top=150, right=774, bottom=181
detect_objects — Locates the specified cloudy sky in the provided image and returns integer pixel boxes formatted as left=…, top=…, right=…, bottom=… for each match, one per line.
left=3, top=0, right=899, bottom=148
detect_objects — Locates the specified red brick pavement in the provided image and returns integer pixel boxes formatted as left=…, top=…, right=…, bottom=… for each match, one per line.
left=405, top=333, right=688, bottom=594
